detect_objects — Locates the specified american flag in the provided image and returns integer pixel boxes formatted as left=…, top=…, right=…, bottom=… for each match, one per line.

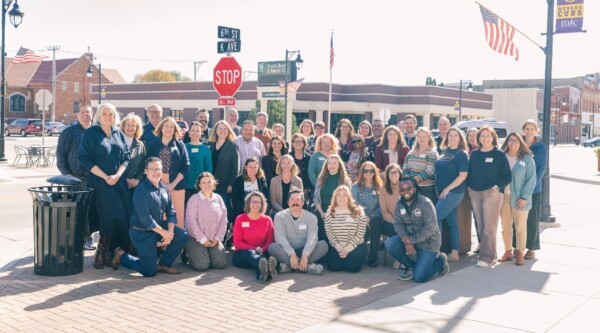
left=479, top=5, right=519, bottom=61
left=287, top=78, right=304, bottom=93
left=329, top=32, right=335, bottom=69
left=12, top=47, right=47, bottom=64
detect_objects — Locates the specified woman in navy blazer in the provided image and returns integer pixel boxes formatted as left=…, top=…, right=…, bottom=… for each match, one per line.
left=375, top=125, right=410, bottom=173
left=147, top=117, right=190, bottom=229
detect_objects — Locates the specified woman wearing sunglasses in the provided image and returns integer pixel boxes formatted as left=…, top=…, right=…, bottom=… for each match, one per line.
left=344, top=134, right=374, bottom=182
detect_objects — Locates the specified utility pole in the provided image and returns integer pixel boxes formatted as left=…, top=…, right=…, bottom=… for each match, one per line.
left=47, top=45, right=60, bottom=122
left=193, top=61, right=207, bottom=81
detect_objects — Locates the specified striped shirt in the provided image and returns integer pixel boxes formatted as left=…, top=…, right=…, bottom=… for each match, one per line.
left=403, top=148, right=439, bottom=186
left=234, top=136, right=266, bottom=173
left=325, top=208, right=367, bottom=253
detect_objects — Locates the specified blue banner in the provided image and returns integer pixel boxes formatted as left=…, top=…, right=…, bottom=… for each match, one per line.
left=556, top=0, right=584, bottom=34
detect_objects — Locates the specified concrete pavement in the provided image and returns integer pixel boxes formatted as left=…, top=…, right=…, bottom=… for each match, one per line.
left=1, top=140, right=598, bottom=332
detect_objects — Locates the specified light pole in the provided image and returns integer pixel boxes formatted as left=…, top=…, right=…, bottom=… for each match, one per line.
left=86, top=63, right=102, bottom=104
left=457, top=79, right=473, bottom=122
left=284, top=50, right=303, bottom=140
left=0, top=0, right=24, bottom=161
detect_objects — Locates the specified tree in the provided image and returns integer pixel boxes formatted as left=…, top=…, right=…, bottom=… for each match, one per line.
left=132, top=69, right=190, bottom=83
left=248, top=99, right=299, bottom=134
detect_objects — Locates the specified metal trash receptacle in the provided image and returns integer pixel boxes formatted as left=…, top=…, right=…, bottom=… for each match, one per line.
left=28, top=185, right=94, bottom=276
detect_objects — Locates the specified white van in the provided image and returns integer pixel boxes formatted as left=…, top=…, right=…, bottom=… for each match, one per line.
left=455, top=118, right=509, bottom=140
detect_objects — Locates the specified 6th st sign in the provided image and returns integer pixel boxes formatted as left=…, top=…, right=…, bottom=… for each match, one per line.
left=213, top=57, right=242, bottom=98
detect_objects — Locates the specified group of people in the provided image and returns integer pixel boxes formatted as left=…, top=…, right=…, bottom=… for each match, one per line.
left=56, top=102, right=546, bottom=283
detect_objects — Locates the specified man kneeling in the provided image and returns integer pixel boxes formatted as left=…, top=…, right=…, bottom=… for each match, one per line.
left=385, top=177, right=449, bottom=283
left=269, top=189, right=328, bottom=275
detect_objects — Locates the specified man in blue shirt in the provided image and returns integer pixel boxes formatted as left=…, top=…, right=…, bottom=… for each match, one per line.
left=110, top=157, right=190, bottom=276
left=140, top=104, right=163, bottom=145
left=56, top=104, right=97, bottom=250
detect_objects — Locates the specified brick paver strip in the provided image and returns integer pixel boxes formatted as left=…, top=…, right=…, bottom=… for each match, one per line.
left=0, top=251, right=474, bottom=332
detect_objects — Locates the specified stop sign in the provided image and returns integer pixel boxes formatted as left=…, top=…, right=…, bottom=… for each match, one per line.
left=213, top=57, right=242, bottom=97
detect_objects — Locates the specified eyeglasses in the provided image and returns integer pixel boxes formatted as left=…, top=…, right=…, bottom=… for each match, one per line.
left=389, top=170, right=400, bottom=175
left=508, top=139, right=520, bottom=143
left=292, top=140, right=304, bottom=144
left=250, top=200, right=262, bottom=205
left=340, top=125, right=350, bottom=129
left=362, top=169, right=375, bottom=174
left=352, top=140, right=363, bottom=144
left=146, top=167, right=163, bottom=172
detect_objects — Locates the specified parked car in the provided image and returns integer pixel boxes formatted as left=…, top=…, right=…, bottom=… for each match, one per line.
left=43, top=121, right=67, bottom=136
left=5, top=118, right=42, bottom=136
left=176, top=120, right=189, bottom=140
left=582, top=137, right=600, bottom=147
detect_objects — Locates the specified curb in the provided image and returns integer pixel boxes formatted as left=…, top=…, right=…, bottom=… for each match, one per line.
left=551, top=174, right=600, bottom=186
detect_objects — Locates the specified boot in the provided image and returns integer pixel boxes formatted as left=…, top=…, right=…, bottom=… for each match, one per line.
left=515, top=250, right=525, bottom=266
left=93, top=236, right=109, bottom=269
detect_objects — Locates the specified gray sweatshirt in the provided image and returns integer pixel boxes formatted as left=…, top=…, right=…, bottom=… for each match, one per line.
left=393, top=194, right=441, bottom=253
left=273, top=209, right=319, bottom=257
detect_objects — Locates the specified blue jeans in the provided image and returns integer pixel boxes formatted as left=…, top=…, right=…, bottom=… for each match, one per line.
left=120, top=226, right=190, bottom=277
left=385, top=235, right=443, bottom=283
left=232, top=249, right=270, bottom=279
left=326, top=244, right=367, bottom=273
left=435, top=191, right=464, bottom=251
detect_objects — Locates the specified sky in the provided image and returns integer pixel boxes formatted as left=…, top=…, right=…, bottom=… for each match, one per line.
left=8, top=0, right=599, bottom=85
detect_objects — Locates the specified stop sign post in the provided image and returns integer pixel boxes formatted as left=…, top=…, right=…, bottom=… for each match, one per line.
left=213, top=57, right=242, bottom=101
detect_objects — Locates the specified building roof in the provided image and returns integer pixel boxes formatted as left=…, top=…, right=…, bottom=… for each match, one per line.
left=29, top=58, right=80, bottom=84
left=101, top=68, right=126, bottom=84
left=5, top=58, right=41, bottom=87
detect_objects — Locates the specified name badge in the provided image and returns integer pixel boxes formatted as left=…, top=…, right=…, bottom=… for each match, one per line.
left=298, top=224, right=307, bottom=230
left=241, top=222, right=250, bottom=228
left=346, top=217, right=354, bottom=222
left=519, top=161, right=526, bottom=166
left=485, top=158, right=494, bottom=163
left=372, top=190, right=377, bottom=195
left=191, top=148, right=199, bottom=153
left=400, top=208, right=406, bottom=215
left=319, top=157, right=326, bottom=161
left=419, top=154, right=426, bottom=158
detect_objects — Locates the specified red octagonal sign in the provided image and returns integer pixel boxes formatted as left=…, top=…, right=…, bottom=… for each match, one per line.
left=213, top=57, right=242, bottom=97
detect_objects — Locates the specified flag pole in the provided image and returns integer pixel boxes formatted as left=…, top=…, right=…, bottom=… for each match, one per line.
left=475, top=1, right=544, bottom=52
left=327, top=29, right=333, bottom=133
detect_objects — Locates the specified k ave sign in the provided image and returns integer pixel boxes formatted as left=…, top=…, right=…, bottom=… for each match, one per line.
left=213, top=57, right=242, bottom=97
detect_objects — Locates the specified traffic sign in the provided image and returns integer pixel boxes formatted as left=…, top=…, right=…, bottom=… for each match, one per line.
left=218, top=40, right=241, bottom=54
left=35, top=89, right=53, bottom=111
left=213, top=57, right=242, bottom=97
left=218, top=26, right=241, bottom=40
left=218, top=98, right=236, bottom=106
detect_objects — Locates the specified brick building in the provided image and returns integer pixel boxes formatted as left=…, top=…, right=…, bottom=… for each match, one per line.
left=4, top=53, right=113, bottom=124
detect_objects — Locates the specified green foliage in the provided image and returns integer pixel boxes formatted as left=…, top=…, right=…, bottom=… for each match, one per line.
left=248, top=99, right=298, bottom=134
left=133, top=69, right=190, bottom=83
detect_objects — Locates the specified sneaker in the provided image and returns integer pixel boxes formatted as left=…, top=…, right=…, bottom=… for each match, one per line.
left=278, top=263, right=291, bottom=274
left=476, top=259, right=496, bottom=267
left=392, top=260, right=401, bottom=269
left=84, top=237, right=96, bottom=251
left=307, top=263, right=324, bottom=275
left=258, top=257, right=269, bottom=283
left=268, top=256, right=278, bottom=279
left=438, top=253, right=449, bottom=277
left=397, top=268, right=413, bottom=281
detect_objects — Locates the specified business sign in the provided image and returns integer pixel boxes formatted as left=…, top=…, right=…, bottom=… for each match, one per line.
left=556, top=0, right=584, bottom=34
left=257, top=61, right=297, bottom=87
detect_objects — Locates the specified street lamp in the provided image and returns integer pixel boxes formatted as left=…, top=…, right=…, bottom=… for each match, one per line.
left=456, top=80, right=473, bottom=122
left=0, top=0, right=24, bottom=161
left=86, top=62, right=102, bottom=104
left=284, top=50, right=303, bottom=139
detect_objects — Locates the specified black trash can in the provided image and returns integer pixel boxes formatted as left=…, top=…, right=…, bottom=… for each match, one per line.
left=28, top=185, right=94, bottom=276
left=575, top=137, right=580, bottom=145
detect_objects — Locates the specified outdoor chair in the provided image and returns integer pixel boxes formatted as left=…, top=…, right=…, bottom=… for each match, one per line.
left=27, top=146, right=44, bottom=167
left=13, top=146, right=30, bottom=167
left=45, top=146, right=57, bottom=165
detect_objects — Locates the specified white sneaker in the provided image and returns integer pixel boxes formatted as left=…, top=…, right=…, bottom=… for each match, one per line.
left=476, top=260, right=496, bottom=267
left=307, top=263, right=324, bottom=275
left=392, top=260, right=401, bottom=269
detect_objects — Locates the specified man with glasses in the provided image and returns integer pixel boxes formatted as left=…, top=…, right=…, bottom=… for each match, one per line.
left=57, top=104, right=98, bottom=250
left=141, top=104, right=163, bottom=145
left=365, top=118, right=385, bottom=153
left=385, top=177, right=449, bottom=283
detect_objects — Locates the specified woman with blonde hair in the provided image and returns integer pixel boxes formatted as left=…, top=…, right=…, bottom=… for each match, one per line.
left=270, top=154, right=303, bottom=216
left=403, top=127, right=439, bottom=204
left=147, top=117, right=190, bottom=230
left=79, top=103, right=131, bottom=269
left=358, top=120, right=372, bottom=139
left=314, top=154, right=352, bottom=241
left=325, top=185, right=368, bottom=273
left=299, top=119, right=315, bottom=139
left=209, top=120, right=240, bottom=226
left=119, top=113, right=145, bottom=192
left=351, top=161, right=384, bottom=267
left=308, top=133, right=339, bottom=186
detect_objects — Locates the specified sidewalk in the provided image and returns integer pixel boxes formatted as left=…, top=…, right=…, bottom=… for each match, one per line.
left=302, top=178, right=599, bottom=333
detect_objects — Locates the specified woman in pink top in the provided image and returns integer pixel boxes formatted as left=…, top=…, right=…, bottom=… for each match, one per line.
left=232, top=191, right=277, bottom=283
left=184, top=172, right=228, bottom=271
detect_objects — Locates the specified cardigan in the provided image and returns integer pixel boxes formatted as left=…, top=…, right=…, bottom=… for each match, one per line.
left=529, top=140, right=547, bottom=194
left=270, top=175, right=303, bottom=212
left=209, top=140, right=240, bottom=193
left=231, top=175, right=270, bottom=218
left=374, top=144, right=410, bottom=171
left=507, top=153, right=537, bottom=210
left=146, top=138, right=190, bottom=191
left=185, top=192, right=228, bottom=244
left=123, top=137, right=145, bottom=181
left=379, top=184, right=401, bottom=223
